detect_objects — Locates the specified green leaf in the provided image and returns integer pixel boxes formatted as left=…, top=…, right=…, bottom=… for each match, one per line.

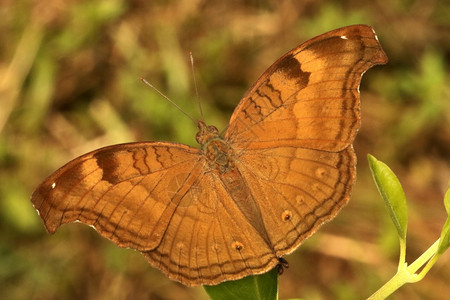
left=367, top=154, right=408, bottom=240
left=437, top=188, right=450, bottom=255
left=204, top=268, right=278, bottom=300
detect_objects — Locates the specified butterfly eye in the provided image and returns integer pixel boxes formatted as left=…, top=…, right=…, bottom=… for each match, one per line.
left=207, top=125, right=219, bottom=135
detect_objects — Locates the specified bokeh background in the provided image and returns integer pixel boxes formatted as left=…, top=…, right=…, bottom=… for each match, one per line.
left=1, top=0, right=449, bottom=299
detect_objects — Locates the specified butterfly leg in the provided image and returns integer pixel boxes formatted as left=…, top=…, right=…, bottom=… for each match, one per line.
left=276, top=257, right=289, bottom=275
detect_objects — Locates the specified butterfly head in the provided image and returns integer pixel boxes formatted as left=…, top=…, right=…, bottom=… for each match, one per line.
left=195, top=120, right=220, bottom=145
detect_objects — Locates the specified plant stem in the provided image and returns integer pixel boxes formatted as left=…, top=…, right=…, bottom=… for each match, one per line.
left=398, top=237, right=406, bottom=267
left=408, top=239, right=440, bottom=279
left=367, top=263, right=410, bottom=300
left=367, top=239, right=440, bottom=299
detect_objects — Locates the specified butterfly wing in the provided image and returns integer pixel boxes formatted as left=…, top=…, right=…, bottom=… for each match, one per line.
left=224, top=25, right=387, bottom=255
left=235, top=145, right=356, bottom=256
left=141, top=168, right=279, bottom=285
left=225, top=25, right=387, bottom=150
left=31, top=142, right=277, bottom=285
left=31, top=142, right=204, bottom=251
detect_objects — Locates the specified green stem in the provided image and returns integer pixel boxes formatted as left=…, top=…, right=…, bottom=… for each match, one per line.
left=367, top=239, right=441, bottom=299
left=409, top=239, right=440, bottom=280
left=367, top=263, right=410, bottom=300
left=398, top=237, right=407, bottom=267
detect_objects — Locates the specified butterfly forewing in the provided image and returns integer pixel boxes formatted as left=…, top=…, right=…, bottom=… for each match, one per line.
left=32, top=142, right=203, bottom=251
left=225, top=25, right=388, bottom=151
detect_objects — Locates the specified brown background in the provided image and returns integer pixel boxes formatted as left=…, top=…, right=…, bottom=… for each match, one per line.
left=1, top=0, right=449, bottom=299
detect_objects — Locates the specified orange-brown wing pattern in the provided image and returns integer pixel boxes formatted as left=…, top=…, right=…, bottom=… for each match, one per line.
left=235, top=145, right=355, bottom=256
left=142, top=169, right=279, bottom=286
left=31, top=25, right=388, bottom=287
left=223, top=25, right=387, bottom=257
left=225, top=25, right=388, bottom=151
left=31, top=142, right=279, bottom=286
left=31, top=142, right=204, bottom=251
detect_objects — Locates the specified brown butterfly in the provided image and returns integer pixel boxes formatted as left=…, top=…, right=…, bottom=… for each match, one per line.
left=31, top=25, right=388, bottom=286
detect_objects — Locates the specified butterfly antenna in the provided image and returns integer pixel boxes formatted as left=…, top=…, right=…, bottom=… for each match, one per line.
left=189, top=52, right=204, bottom=121
left=140, top=77, right=196, bottom=124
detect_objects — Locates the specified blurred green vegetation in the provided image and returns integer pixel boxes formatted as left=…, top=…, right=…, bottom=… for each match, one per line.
left=1, top=0, right=449, bottom=299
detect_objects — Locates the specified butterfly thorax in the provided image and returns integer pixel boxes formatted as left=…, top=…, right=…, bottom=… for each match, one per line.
left=196, top=121, right=272, bottom=247
left=196, top=120, right=235, bottom=173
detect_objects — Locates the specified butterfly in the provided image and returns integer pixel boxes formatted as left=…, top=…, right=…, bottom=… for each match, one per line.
left=31, top=25, right=388, bottom=286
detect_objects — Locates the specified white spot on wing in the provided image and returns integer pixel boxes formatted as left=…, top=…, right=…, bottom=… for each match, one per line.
left=372, top=27, right=380, bottom=41
left=340, top=35, right=348, bottom=40
left=75, top=221, right=99, bottom=232
left=51, top=182, right=56, bottom=189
